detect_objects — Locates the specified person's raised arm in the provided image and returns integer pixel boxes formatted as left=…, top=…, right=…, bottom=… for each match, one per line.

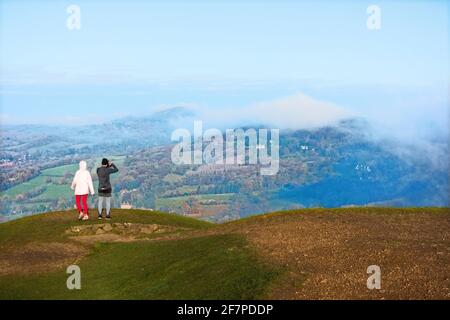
left=108, top=163, right=119, bottom=174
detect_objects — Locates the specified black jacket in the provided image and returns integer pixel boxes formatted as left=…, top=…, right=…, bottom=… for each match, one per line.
left=96, top=164, right=119, bottom=197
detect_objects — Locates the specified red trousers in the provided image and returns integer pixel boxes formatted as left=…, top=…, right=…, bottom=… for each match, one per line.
left=75, top=194, right=89, bottom=216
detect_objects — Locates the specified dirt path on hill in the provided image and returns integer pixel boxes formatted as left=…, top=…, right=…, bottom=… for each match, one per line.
left=220, top=210, right=450, bottom=299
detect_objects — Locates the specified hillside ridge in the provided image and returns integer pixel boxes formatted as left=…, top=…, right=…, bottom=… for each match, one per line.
left=0, top=207, right=449, bottom=299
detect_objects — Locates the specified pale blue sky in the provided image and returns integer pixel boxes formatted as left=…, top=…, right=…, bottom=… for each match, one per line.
left=0, top=0, right=448, bottom=132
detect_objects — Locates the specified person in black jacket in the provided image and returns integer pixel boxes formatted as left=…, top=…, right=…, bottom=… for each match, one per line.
left=97, top=158, right=119, bottom=219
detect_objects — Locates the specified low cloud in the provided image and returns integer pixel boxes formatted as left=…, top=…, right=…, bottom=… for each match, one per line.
left=185, top=93, right=353, bottom=130
left=167, top=92, right=448, bottom=171
left=246, top=93, right=352, bottom=129
left=0, top=113, right=109, bottom=126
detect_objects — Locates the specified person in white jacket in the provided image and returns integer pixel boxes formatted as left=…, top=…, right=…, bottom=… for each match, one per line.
left=71, top=160, right=95, bottom=220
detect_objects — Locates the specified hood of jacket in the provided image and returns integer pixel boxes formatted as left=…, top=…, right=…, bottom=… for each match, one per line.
left=79, top=160, right=87, bottom=171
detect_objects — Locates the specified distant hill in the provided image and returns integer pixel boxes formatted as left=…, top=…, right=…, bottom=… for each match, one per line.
left=1, top=107, right=193, bottom=156
left=1, top=107, right=448, bottom=220
left=0, top=207, right=449, bottom=299
left=120, top=117, right=448, bottom=220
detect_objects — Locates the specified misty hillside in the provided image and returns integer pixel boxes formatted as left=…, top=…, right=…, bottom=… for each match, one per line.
left=1, top=107, right=193, bottom=157
left=1, top=107, right=448, bottom=220
left=121, top=118, right=448, bottom=221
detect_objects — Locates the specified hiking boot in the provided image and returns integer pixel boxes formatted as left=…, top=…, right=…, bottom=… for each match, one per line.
left=82, top=215, right=89, bottom=221
left=98, top=216, right=102, bottom=220
left=106, top=216, right=111, bottom=220
left=78, top=212, right=84, bottom=220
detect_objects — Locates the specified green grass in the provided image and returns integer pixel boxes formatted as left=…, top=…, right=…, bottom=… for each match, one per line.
left=1, top=156, right=126, bottom=198
left=227, top=206, right=450, bottom=226
left=0, top=209, right=212, bottom=246
left=0, top=209, right=280, bottom=300
left=1, top=207, right=448, bottom=300
left=156, top=193, right=234, bottom=208
left=0, top=178, right=72, bottom=200
left=40, top=164, right=79, bottom=177
left=0, top=234, right=280, bottom=299
left=34, top=184, right=73, bottom=201
left=0, top=175, right=48, bottom=197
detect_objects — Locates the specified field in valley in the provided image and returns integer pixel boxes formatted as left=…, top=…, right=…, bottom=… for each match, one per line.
left=0, top=157, right=126, bottom=219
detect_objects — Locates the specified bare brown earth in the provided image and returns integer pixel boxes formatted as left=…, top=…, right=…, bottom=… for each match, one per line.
left=1, top=208, right=449, bottom=299
left=0, top=242, right=88, bottom=276
left=220, top=208, right=450, bottom=299
left=65, top=222, right=184, bottom=244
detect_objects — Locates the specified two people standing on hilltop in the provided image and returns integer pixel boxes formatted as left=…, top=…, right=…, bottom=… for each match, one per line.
left=70, top=158, right=119, bottom=221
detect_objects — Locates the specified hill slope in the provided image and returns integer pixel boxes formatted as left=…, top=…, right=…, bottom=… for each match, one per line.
left=0, top=208, right=449, bottom=299
left=2, top=113, right=448, bottom=221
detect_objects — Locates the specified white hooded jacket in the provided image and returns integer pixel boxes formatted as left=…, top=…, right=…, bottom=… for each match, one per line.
left=71, top=161, right=95, bottom=195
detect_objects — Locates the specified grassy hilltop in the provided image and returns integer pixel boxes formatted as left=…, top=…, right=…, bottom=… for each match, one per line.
left=0, top=208, right=449, bottom=299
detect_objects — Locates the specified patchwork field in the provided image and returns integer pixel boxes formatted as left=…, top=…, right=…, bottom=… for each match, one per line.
left=0, top=156, right=125, bottom=217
